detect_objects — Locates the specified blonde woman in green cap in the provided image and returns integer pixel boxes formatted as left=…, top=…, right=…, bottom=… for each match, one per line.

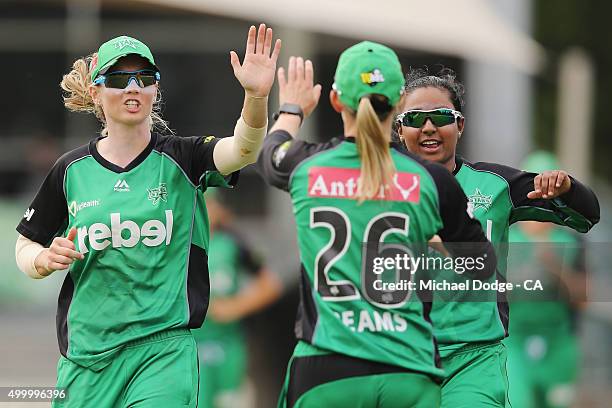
left=257, top=43, right=498, bottom=407
left=15, top=24, right=280, bottom=407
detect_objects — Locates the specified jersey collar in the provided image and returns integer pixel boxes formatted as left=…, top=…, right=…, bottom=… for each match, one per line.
left=453, top=156, right=464, bottom=175
left=89, top=132, right=157, bottom=173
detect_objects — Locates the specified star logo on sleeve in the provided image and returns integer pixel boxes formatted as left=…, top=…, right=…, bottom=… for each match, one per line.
left=468, top=188, right=493, bottom=212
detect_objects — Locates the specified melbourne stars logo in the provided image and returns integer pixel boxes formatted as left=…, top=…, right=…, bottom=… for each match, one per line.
left=147, top=183, right=168, bottom=206
left=468, top=188, right=493, bottom=212
left=114, top=37, right=139, bottom=51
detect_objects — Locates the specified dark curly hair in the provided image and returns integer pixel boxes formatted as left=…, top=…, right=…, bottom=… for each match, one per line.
left=404, top=67, right=465, bottom=111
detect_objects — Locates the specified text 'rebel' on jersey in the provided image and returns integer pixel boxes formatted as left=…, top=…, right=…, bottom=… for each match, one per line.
left=257, top=130, right=496, bottom=379
left=16, top=133, right=237, bottom=371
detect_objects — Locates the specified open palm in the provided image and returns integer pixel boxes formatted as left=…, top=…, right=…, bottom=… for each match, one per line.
left=230, top=24, right=281, bottom=98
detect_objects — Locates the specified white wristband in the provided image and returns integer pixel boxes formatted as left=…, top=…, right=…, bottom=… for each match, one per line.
left=15, top=234, right=46, bottom=279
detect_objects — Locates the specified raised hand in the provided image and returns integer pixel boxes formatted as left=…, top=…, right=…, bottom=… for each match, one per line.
left=278, top=56, right=322, bottom=118
left=527, top=170, right=572, bottom=199
left=230, top=24, right=281, bottom=98
left=35, top=227, right=83, bottom=276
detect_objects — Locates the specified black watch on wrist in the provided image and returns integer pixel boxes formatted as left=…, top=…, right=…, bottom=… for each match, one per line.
left=273, top=103, right=304, bottom=125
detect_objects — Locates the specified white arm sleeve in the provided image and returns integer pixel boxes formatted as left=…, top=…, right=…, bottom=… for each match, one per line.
left=213, top=116, right=267, bottom=175
left=15, top=234, right=46, bottom=279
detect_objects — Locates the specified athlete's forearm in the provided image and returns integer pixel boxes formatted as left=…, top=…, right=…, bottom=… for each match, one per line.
left=509, top=170, right=600, bottom=232
left=15, top=234, right=46, bottom=279
left=241, top=93, right=268, bottom=128
left=559, top=177, right=600, bottom=226
left=213, top=112, right=268, bottom=175
left=269, top=113, right=302, bottom=138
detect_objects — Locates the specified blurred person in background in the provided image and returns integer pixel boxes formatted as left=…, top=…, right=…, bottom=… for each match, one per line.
left=14, top=24, right=280, bottom=407
left=506, top=151, right=586, bottom=408
left=192, top=189, right=282, bottom=408
left=258, top=43, right=497, bottom=407
left=396, top=68, right=599, bottom=407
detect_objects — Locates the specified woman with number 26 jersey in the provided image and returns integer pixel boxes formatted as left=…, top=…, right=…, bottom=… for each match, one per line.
left=257, top=42, right=497, bottom=408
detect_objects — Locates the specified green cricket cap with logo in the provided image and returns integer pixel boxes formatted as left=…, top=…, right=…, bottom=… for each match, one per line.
left=90, top=35, right=159, bottom=81
left=521, top=150, right=560, bottom=173
left=333, top=41, right=405, bottom=111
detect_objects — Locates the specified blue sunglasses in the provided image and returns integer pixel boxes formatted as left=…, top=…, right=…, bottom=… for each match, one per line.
left=93, top=70, right=160, bottom=89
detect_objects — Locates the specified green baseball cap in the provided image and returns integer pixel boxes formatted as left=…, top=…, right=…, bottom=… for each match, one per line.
left=90, top=35, right=158, bottom=81
left=521, top=150, right=560, bottom=173
left=333, top=41, right=405, bottom=111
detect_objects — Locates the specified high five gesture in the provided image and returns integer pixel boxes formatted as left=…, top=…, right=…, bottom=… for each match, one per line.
left=212, top=23, right=282, bottom=174
left=230, top=24, right=281, bottom=98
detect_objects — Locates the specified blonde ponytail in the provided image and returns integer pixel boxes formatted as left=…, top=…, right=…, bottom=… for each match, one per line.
left=354, top=97, right=396, bottom=202
left=60, top=53, right=172, bottom=136
left=60, top=54, right=105, bottom=123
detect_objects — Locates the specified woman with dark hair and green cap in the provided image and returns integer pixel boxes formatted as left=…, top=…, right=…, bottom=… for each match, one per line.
left=505, top=151, right=586, bottom=408
left=14, top=24, right=281, bottom=407
left=257, top=43, right=498, bottom=407
left=395, top=68, right=599, bottom=408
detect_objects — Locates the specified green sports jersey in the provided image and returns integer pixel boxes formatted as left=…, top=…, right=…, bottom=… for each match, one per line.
left=507, top=225, right=584, bottom=332
left=257, top=131, right=496, bottom=378
left=432, top=156, right=599, bottom=347
left=17, top=133, right=236, bottom=370
left=191, top=227, right=262, bottom=341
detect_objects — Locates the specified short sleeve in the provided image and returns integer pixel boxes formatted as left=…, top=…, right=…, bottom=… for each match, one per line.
left=256, top=130, right=339, bottom=191
left=161, top=135, right=238, bottom=188
left=16, top=160, right=69, bottom=245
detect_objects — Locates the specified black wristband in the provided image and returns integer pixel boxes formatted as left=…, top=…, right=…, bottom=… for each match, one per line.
left=273, top=103, right=304, bottom=125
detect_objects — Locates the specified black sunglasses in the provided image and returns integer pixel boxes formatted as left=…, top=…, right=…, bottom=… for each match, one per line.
left=397, top=108, right=463, bottom=128
left=93, top=70, right=160, bottom=89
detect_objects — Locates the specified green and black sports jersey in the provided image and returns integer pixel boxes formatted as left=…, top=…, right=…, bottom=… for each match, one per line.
left=191, top=227, right=262, bottom=341
left=432, top=156, right=599, bottom=349
left=257, top=130, right=496, bottom=378
left=16, top=132, right=237, bottom=371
